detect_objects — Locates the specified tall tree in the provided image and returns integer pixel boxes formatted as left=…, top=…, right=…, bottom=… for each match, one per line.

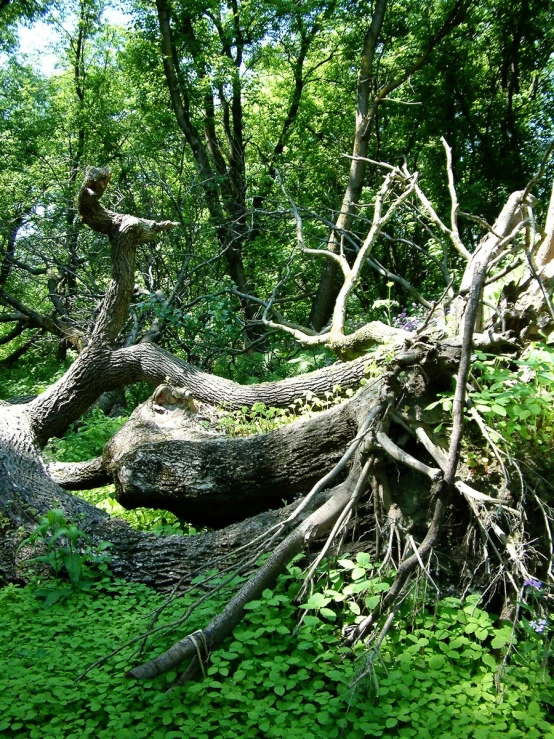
left=149, top=0, right=340, bottom=343
left=308, top=0, right=471, bottom=330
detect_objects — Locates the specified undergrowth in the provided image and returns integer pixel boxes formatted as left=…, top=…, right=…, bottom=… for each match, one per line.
left=469, top=345, right=554, bottom=452
left=216, top=386, right=356, bottom=437
left=0, top=555, right=552, bottom=739
left=41, top=406, right=194, bottom=535
left=43, top=408, right=128, bottom=463
left=0, top=352, right=71, bottom=400
left=429, top=344, right=554, bottom=457
left=17, top=508, right=113, bottom=606
left=2, top=345, right=554, bottom=737
left=78, top=485, right=197, bottom=536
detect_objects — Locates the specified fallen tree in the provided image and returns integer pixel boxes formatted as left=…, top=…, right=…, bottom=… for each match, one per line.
left=1, top=158, right=553, bottom=687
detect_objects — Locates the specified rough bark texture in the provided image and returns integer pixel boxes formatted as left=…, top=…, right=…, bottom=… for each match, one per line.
left=104, top=387, right=366, bottom=526
left=107, top=343, right=371, bottom=409
left=48, top=457, right=110, bottom=491
left=0, top=400, right=331, bottom=590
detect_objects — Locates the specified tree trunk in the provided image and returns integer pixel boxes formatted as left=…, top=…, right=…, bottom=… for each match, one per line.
left=0, top=399, right=323, bottom=590
left=103, top=385, right=367, bottom=527
left=309, top=0, right=469, bottom=329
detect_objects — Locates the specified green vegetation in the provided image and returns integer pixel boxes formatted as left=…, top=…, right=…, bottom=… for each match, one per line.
left=0, top=354, right=71, bottom=400
left=0, top=556, right=551, bottom=738
left=43, top=408, right=128, bottom=462
left=469, top=346, right=554, bottom=450
left=426, top=343, right=554, bottom=475
left=216, top=387, right=356, bottom=437
left=17, top=508, right=112, bottom=606
left=80, top=485, right=198, bottom=536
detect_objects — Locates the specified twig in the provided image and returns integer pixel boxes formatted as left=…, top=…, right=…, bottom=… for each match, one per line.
left=376, top=430, right=442, bottom=480
left=408, top=535, right=440, bottom=593
left=522, top=139, right=554, bottom=203
left=484, top=258, right=523, bottom=286
left=340, top=154, right=399, bottom=173
left=412, top=178, right=472, bottom=261
left=441, top=138, right=465, bottom=259
left=377, top=524, right=397, bottom=573
left=533, top=492, right=553, bottom=582
left=466, top=400, right=509, bottom=488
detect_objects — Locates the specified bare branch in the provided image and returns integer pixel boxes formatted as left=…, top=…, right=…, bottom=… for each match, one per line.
left=412, top=178, right=472, bottom=261
left=441, top=137, right=465, bottom=257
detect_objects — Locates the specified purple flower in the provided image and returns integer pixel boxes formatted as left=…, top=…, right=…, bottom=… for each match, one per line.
left=393, top=307, right=422, bottom=332
left=524, top=578, right=543, bottom=590
left=529, top=618, right=548, bottom=633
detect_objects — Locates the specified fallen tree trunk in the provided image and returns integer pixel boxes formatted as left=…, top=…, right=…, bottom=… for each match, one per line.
left=0, top=401, right=328, bottom=589
left=1, top=164, right=553, bottom=693
left=104, top=386, right=365, bottom=526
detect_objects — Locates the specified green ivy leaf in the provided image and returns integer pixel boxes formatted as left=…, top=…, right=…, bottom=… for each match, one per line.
left=365, top=595, right=380, bottom=610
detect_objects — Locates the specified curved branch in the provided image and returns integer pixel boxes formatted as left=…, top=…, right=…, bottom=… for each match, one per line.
left=376, top=430, right=441, bottom=481
left=78, top=167, right=177, bottom=346
left=106, top=342, right=373, bottom=409
left=47, top=457, right=110, bottom=490
left=0, top=320, right=28, bottom=346
left=128, top=465, right=363, bottom=681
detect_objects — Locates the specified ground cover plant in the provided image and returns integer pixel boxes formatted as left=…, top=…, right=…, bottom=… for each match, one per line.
left=0, top=557, right=552, bottom=739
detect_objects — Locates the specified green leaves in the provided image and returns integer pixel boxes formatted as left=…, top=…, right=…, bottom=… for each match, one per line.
left=2, top=553, right=552, bottom=738
left=43, top=408, right=128, bottom=463
left=468, top=345, right=554, bottom=452
left=300, top=592, right=331, bottom=610
left=428, top=654, right=446, bottom=669
left=216, top=386, right=351, bottom=438
left=18, top=508, right=112, bottom=604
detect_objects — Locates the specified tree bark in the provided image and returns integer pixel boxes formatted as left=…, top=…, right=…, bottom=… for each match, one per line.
left=0, top=399, right=323, bottom=590
left=104, top=387, right=366, bottom=527
left=3, top=165, right=552, bottom=693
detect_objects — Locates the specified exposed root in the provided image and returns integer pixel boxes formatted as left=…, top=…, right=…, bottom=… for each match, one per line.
left=298, top=457, right=375, bottom=600
left=121, top=337, right=551, bottom=686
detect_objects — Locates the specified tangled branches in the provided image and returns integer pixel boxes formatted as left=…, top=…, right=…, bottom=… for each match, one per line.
left=113, top=157, right=554, bottom=688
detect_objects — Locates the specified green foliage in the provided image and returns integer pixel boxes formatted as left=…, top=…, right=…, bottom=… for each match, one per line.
left=0, top=557, right=552, bottom=738
left=299, top=552, right=392, bottom=624
left=372, top=282, right=399, bottom=326
left=216, top=401, right=292, bottom=436
left=73, top=485, right=197, bottom=537
left=469, top=345, right=554, bottom=453
left=211, top=347, right=334, bottom=385
left=377, top=593, right=554, bottom=739
left=1, top=0, right=553, bottom=375
left=426, top=344, right=554, bottom=463
left=0, top=351, right=70, bottom=399
left=97, top=497, right=197, bottom=536
left=17, top=508, right=112, bottom=606
left=43, top=407, right=128, bottom=463
left=217, top=387, right=356, bottom=437
left=41, top=407, right=197, bottom=536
